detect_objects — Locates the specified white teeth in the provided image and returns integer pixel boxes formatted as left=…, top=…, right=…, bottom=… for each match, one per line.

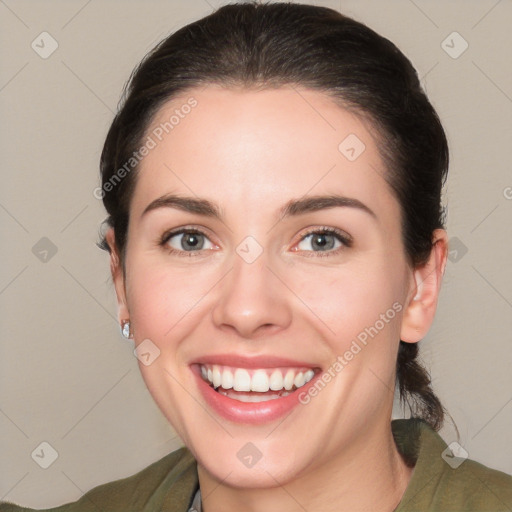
left=293, top=372, right=305, bottom=388
left=304, top=369, right=315, bottom=383
left=221, top=368, right=233, bottom=390
left=200, top=364, right=317, bottom=393
left=284, top=369, right=295, bottom=390
left=212, top=365, right=222, bottom=388
left=217, top=389, right=291, bottom=402
left=251, top=370, right=270, bottom=392
left=269, top=369, right=284, bottom=391
left=233, top=369, right=251, bottom=391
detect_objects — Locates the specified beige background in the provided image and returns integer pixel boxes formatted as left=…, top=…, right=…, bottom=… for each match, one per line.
left=1, top=0, right=511, bottom=508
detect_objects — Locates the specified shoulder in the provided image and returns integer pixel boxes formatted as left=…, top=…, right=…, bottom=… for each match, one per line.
left=0, top=446, right=198, bottom=512
left=438, top=457, right=512, bottom=507
left=394, top=419, right=512, bottom=512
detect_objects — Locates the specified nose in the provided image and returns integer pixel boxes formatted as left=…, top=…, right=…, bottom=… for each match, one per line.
left=211, top=250, right=292, bottom=339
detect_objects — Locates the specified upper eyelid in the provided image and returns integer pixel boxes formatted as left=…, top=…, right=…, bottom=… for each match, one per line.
left=300, top=226, right=351, bottom=241
left=161, top=227, right=218, bottom=248
left=295, top=227, right=352, bottom=250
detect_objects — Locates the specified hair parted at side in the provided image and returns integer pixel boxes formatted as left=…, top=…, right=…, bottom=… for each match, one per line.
left=97, top=1, right=449, bottom=431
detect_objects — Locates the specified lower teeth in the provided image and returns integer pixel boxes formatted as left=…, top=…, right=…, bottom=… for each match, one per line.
left=216, top=387, right=291, bottom=402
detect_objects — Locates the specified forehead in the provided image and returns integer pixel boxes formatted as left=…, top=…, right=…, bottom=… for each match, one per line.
left=130, top=85, right=399, bottom=225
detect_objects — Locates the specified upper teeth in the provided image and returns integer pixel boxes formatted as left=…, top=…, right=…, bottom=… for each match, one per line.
left=199, top=364, right=315, bottom=392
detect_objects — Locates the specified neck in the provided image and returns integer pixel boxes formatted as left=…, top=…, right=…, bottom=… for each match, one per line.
left=197, top=421, right=414, bottom=512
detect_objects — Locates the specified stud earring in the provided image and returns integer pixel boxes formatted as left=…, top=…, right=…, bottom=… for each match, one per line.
left=121, top=320, right=132, bottom=339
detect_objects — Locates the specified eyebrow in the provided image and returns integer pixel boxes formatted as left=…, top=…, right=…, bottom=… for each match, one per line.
left=141, top=193, right=377, bottom=221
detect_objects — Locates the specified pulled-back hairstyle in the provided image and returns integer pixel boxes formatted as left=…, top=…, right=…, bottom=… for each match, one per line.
left=97, top=1, right=448, bottom=430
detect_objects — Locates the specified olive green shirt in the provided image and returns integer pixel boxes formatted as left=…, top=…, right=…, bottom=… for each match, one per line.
left=2, top=419, right=511, bottom=511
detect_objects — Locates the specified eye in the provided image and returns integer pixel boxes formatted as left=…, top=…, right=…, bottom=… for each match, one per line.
left=160, top=228, right=215, bottom=256
left=159, top=226, right=352, bottom=257
left=294, top=227, right=352, bottom=256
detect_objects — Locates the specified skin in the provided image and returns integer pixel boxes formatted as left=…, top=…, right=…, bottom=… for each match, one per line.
left=106, top=85, right=448, bottom=512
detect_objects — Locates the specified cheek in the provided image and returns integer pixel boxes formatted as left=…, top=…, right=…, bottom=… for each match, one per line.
left=124, top=260, right=215, bottom=440
left=295, top=265, right=401, bottom=331
left=125, top=237, right=408, bottom=357
left=126, top=258, right=214, bottom=343
left=289, top=261, right=405, bottom=375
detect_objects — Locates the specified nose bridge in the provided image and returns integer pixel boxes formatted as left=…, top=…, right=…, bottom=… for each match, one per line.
left=211, top=240, right=292, bottom=338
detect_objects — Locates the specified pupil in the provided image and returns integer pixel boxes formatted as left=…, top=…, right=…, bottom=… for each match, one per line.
left=313, top=234, right=334, bottom=250
left=183, top=233, right=202, bottom=250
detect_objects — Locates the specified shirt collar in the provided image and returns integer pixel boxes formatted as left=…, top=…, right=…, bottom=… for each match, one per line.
left=188, top=488, right=202, bottom=512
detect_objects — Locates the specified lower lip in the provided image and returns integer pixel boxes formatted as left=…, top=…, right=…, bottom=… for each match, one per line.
left=191, top=365, right=318, bottom=424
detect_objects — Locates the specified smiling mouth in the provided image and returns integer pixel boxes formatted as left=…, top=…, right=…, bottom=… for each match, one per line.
left=198, top=363, right=320, bottom=402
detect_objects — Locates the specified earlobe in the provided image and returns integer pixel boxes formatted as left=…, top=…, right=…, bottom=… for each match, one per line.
left=105, top=228, right=130, bottom=324
left=400, top=229, right=448, bottom=343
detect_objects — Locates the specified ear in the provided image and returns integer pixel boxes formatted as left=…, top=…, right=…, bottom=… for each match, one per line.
left=400, top=229, right=448, bottom=343
left=105, top=228, right=130, bottom=325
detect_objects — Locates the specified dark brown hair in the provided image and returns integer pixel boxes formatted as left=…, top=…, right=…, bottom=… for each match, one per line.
left=97, top=1, right=448, bottom=430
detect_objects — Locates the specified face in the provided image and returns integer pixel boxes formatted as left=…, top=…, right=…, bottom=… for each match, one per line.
left=111, top=85, right=422, bottom=487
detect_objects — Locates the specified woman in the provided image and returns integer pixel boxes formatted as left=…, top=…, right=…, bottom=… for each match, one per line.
left=2, top=2, right=511, bottom=511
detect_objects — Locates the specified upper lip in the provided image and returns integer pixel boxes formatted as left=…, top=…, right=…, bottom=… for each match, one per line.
left=190, top=354, right=321, bottom=369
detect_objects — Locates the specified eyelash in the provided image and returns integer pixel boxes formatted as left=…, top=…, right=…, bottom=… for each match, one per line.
left=294, top=226, right=353, bottom=257
left=159, top=226, right=353, bottom=258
